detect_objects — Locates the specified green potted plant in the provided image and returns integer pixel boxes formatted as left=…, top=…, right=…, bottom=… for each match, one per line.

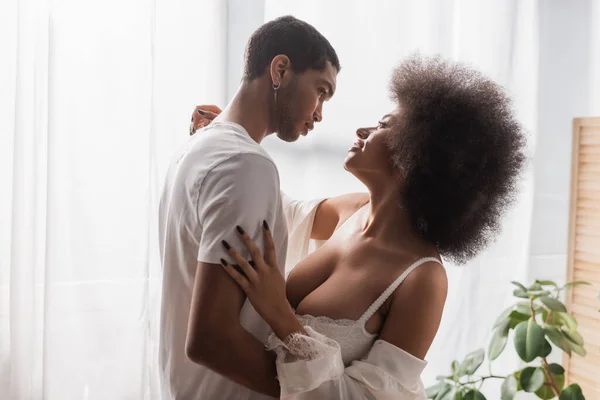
left=426, top=280, right=591, bottom=400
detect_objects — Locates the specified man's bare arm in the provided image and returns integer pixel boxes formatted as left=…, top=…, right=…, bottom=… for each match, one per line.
left=311, top=192, right=369, bottom=240
left=185, top=261, right=279, bottom=396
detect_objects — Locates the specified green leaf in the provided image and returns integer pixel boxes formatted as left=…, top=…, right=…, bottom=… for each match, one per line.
left=536, top=280, right=558, bottom=287
left=529, top=290, right=552, bottom=299
left=558, top=313, right=578, bottom=331
left=454, top=390, right=464, bottom=400
left=540, top=338, right=552, bottom=358
left=529, top=282, right=543, bottom=291
left=569, top=341, right=587, bottom=357
left=519, top=366, right=545, bottom=392
left=463, top=390, right=486, bottom=400
left=516, top=302, right=533, bottom=316
left=563, top=329, right=584, bottom=346
left=501, top=375, right=518, bottom=400
left=458, top=349, right=485, bottom=376
left=549, top=363, right=565, bottom=375
left=542, top=309, right=563, bottom=326
left=508, top=310, right=530, bottom=328
left=559, top=384, right=585, bottom=400
left=489, top=319, right=510, bottom=360
left=511, top=281, right=528, bottom=291
left=545, top=326, right=572, bottom=356
left=536, top=363, right=566, bottom=399
left=563, top=281, right=591, bottom=289
left=451, top=360, right=459, bottom=375
left=540, top=296, right=567, bottom=312
left=426, top=382, right=446, bottom=398
left=494, top=306, right=515, bottom=328
left=436, top=385, right=456, bottom=400
left=513, top=289, right=529, bottom=299
left=537, top=379, right=565, bottom=399
left=514, top=319, right=545, bottom=362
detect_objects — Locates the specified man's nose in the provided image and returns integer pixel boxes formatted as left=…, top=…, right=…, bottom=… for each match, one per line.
left=313, top=104, right=323, bottom=123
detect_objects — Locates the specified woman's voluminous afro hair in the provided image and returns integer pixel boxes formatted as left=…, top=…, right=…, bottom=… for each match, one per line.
left=387, top=55, right=527, bottom=264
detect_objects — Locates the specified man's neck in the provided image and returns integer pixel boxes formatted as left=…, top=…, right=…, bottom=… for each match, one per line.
left=213, top=79, right=274, bottom=144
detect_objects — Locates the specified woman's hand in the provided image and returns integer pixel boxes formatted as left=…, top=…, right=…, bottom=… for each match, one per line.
left=189, top=104, right=222, bottom=135
left=221, top=221, right=305, bottom=340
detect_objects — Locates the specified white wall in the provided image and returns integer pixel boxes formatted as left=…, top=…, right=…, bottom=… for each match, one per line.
left=528, top=0, right=598, bottom=285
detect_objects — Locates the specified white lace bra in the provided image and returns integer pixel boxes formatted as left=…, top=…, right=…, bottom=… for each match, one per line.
left=295, top=257, right=442, bottom=366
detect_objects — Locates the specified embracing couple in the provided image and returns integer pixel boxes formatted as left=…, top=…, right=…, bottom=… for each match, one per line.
left=158, top=15, right=526, bottom=400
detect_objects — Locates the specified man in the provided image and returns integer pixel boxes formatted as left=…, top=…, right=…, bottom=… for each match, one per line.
left=158, top=16, right=340, bottom=399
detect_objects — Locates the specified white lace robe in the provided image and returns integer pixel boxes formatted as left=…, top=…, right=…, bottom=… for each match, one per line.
left=277, top=193, right=428, bottom=399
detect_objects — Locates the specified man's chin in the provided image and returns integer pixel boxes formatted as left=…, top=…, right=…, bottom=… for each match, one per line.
left=276, top=130, right=301, bottom=143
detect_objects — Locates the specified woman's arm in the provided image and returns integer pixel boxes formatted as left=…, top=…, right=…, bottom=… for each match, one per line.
left=379, top=260, right=448, bottom=359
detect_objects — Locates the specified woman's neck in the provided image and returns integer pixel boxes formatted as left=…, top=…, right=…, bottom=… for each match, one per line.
left=362, top=182, right=423, bottom=248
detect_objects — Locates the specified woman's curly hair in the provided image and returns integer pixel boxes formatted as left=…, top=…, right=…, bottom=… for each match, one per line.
left=388, top=55, right=527, bottom=264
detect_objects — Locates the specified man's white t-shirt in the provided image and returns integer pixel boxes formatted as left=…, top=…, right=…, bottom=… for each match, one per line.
left=158, top=122, right=288, bottom=400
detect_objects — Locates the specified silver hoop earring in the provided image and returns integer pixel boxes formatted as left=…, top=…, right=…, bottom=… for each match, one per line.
left=272, top=82, right=281, bottom=91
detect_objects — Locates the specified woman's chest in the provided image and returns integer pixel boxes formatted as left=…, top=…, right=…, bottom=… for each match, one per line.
left=288, top=235, right=398, bottom=335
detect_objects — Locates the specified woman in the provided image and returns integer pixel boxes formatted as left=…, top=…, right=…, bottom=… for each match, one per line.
left=192, top=55, right=526, bottom=399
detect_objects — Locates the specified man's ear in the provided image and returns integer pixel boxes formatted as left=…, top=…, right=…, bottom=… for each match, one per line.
left=270, top=55, right=292, bottom=87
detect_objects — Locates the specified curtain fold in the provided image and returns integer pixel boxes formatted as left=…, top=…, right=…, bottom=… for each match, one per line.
left=1, top=0, right=227, bottom=398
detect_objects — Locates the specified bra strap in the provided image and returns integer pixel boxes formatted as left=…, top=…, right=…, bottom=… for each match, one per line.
left=357, top=257, right=442, bottom=325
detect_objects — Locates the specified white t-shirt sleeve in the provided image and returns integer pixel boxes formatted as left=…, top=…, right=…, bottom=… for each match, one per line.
left=196, top=153, right=280, bottom=264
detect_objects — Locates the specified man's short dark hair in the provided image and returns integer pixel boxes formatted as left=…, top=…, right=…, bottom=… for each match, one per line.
left=243, top=16, right=341, bottom=80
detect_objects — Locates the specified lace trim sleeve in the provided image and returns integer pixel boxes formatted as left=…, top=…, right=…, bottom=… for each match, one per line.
left=265, top=326, right=345, bottom=395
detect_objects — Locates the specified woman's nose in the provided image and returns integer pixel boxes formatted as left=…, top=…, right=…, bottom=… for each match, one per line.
left=356, top=127, right=370, bottom=139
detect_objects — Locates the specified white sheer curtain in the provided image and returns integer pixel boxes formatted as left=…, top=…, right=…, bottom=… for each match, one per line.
left=262, top=0, right=539, bottom=394
left=0, top=0, right=226, bottom=398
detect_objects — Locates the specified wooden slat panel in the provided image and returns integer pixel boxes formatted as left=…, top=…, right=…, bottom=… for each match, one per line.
left=578, top=162, right=600, bottom=174
left=577, top=188, right=600, bottom=201
left=565, top=375, right=599, bottom=399
left=571, top=287, right=600, bottom=303
left=572, top=293, right=600, bottom=309
left=579, top=144, right=600, bottom=154
left=571, top=313, right=600, bottom=331
left=571, top=269, right=600, bottom=286
left=576, top=198, right=600, bottom=210
left=574, top=250, right=600, bottom=265
left=565, top=118, right=600, bottom=386
left=574, top=236, right=600, bottom=254
left=579, top=152, right=600, bottom=163
left=569, top=282, right=600, bottom=297
left=575, top=326, right=600, bottom=348
left=580, top=124, right=600, bottom=134
left=571, top=304, right=600, bottom=319
left=566, top=378, right=600, bottom=399
left=575, top=222, right=600, bottom=237
left=580, top=134, right=600, bottom=145
left=578, top=170, right=600, bottom=181
left=565, top=374, right=600, bottom=400
left=569, top=362, right=600, bottom=383
left=574, top=262, right=600, bottom=280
